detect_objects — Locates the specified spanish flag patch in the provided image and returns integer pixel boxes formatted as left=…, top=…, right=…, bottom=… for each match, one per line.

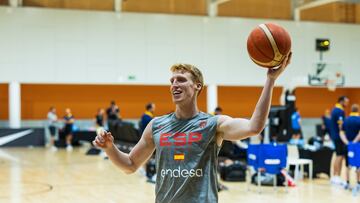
left=174, top=154, right=185, bottom=161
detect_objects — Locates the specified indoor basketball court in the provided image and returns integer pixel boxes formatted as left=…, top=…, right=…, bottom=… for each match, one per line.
left=1, top=0, right=360, bottom=203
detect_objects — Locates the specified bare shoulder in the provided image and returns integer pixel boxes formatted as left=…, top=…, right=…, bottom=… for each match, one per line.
left=216, top=115, right=233, bottom=128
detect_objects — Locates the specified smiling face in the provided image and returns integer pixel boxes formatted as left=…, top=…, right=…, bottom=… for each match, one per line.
left=170, top=71, right=201, bottom=105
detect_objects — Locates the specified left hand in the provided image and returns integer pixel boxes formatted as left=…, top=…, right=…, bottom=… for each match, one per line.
left=267, top=51, right=292, bottom=80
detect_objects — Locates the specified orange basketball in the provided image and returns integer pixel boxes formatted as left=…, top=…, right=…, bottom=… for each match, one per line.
left=247, top=23, right=291, bottom=68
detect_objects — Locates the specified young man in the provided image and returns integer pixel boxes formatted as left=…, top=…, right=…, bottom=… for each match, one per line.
left=330, top=96, right=350, bottom=185
left=93, top=53, right=291, bottom=203
left=340, top=104, right=360, bottom=190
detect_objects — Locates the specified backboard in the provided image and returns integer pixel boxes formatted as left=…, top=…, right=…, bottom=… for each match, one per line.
left=308, top=62, right=345, bottom=91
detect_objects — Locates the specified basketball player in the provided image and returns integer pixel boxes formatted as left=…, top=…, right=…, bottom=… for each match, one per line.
left=64, top=108, right=75, bottom=151
left=93, top=52, right=291, bottom=202
left=330, top=96, right=349, bottom=186
left=339, top=104, right=360, bottom=190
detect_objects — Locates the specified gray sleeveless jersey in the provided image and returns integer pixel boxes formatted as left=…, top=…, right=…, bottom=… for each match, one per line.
left=152, top=112, right=219, bottom=203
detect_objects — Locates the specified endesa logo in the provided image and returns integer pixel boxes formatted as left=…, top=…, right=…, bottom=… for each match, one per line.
left=160, top=132, right=202, bottom=147
left=160, top=167, right=203, bottom=178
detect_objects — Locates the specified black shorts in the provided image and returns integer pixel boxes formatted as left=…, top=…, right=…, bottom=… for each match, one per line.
left=64, top=125, right=73, bottom=135
left=334, top=140, right=346, bottom=156
left=293, top=129, right=302, bottom=134
left=49, top=126, right=56, bottom=136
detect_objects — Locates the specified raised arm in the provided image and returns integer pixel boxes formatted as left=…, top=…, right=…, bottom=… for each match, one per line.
left=217, top=52, right=291, bottom=143
left=93, top=120, right=155, bottom=174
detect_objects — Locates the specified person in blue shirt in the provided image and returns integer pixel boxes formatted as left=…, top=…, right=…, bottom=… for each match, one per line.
left=290, top=108, right=304, bottom=146
left=340, top=104, right=360, bottom=190
left=139, top=102, right=155, bottom=134
left=330, top=96, right=349, bottom=185
left=291, top=108, right=302, bottom=138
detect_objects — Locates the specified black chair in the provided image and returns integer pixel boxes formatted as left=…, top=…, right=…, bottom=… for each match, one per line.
left=112, top=122, right=141, bottom=153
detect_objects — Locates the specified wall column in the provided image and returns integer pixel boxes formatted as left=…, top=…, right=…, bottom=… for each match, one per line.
left=207, top=84, right=218, bottom=114
left=9, top=82, right=21, bottom=129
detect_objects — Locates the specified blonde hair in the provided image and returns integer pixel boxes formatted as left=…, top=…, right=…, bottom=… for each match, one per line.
left=170, top=63, right=204, bottom=95
left=351, top=104, right=359, bottom=112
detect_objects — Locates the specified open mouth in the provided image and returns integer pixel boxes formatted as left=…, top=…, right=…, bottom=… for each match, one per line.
left=172, top=90, right=182, bottom=96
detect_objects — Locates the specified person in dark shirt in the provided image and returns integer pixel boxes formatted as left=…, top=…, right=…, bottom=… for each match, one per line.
left=140, top=103, right=155, bottom=134
left=63, top=108, right=75, bottom=151
left=321, top=109, right=331, bottom=138
left=95, top=108, right=105, bottom=128
left=330, top=96, right=349, bottom=185
left=106, top=101, right=120, bottom=133
left=340, top=104, right=360, bottom=190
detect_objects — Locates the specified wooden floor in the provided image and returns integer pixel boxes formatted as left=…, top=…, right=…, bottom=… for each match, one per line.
left=0, top=146, right=359, bottom=203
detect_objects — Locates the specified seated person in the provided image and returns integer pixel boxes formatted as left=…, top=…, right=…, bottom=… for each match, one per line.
left=289, top=134, right=304, bottom=147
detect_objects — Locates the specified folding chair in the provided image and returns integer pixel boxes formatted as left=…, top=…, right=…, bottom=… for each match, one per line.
left=348, top=143, right=360, bottom=196
left=247, top=143, right=288, bottom=193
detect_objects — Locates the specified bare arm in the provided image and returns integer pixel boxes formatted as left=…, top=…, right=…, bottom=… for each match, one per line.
left=353, top=131, right=360, bottom=143
left=93, top=120, right=155, bottom=174
left=217, top=53, right=291, bottom=143
left=339, top=130, right=349, bottom=145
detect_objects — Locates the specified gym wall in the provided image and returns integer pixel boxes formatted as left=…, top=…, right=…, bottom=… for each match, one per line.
left=218, top=86, right=283, bottom=118
left=20, top=84, right=207, bottom=119
left=295, top=87, right=360, bottom=117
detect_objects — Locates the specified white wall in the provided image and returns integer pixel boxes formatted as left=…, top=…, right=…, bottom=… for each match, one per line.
left=1, top=6, right=360, bottom=87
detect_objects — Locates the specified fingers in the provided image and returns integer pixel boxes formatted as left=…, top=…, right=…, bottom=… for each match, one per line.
left=286, top=51, right=292, bottom=66
left=278, top=51, right=292, bottom=70
left=93, top=139, right=104, bottom=148
left=92, top=131, right=114, bottom=148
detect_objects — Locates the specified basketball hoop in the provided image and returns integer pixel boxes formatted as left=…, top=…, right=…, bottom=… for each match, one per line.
left=308, top=62, right=345, bottom=88
left=325, top=79, right=336, bottom=91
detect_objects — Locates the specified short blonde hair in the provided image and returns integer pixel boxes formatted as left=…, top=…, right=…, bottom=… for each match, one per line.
left=170, top=63, right=204, bottom=95
left=351, top=104, right=359, bottom=112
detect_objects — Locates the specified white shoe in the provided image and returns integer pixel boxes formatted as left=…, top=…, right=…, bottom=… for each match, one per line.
left=50, top=146, right=58, bottom=152
left=331, top=176, right=345, bottom=186
left=330, top=176, right=340, bottom=185
left=66, top=145, right=73, bottom=152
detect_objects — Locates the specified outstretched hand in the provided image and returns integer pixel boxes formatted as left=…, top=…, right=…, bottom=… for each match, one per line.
left=92, top=129, right=114, bottom=150
left=267, top=51, right=292, bottom=80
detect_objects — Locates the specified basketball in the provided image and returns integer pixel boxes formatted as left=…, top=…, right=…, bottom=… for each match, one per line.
left=247, top=23, right=291, bottom=68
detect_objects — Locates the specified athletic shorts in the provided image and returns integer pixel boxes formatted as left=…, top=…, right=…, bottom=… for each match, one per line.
left=49, top=126, right=56, bottom=136
left=64, top=125, right=73, bottom=135
left=292, top=129, right=302, bottom=135
left=334, top=140, right=346, bottom=156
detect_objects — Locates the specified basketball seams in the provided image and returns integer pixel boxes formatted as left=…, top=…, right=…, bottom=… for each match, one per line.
left=259, top=24, right=283, bottom=63
left=249, top=30, right=274, bottom=63
left=247, top=23, right=291, bottom=68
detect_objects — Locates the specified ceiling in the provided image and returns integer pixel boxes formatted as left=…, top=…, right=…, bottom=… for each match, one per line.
left=1, top=0, right=360, bottom=24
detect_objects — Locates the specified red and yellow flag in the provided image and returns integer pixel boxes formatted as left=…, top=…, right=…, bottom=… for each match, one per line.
left=174, top=154, right=184, bottom=161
